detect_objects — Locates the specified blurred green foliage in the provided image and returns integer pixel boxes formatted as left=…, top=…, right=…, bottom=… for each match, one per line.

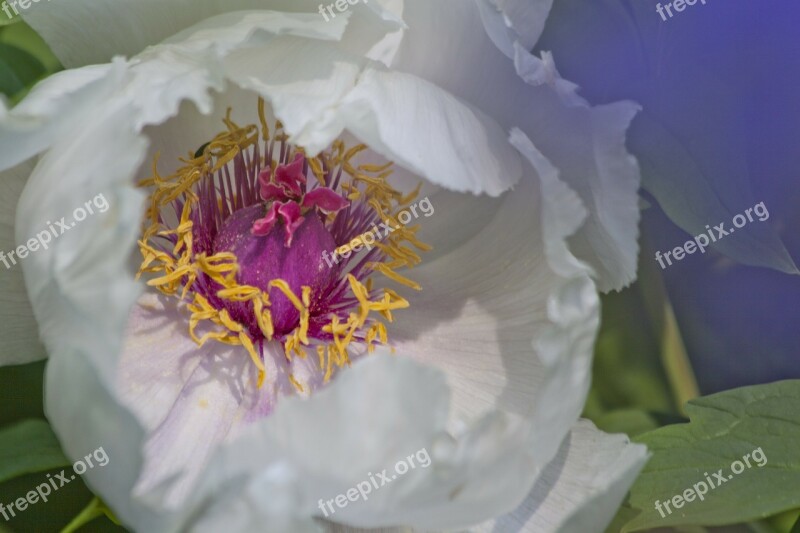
left=0, top=420, right=69, bottom=483
left=0, top=362, right=127, bottom=533
left=0, top=20, right=61, bottom=103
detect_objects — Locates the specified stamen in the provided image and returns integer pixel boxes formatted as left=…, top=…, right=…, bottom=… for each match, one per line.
left=136, top=98, right=431, bottom=392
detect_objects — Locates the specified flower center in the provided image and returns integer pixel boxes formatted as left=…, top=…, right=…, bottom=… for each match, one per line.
left=136, top=101, right=430, bottom=393
left=212, top=203, right=336, bottom=336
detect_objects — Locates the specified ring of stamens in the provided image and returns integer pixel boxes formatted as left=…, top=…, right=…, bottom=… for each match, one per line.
left=136, top=99, right=430, bottom=392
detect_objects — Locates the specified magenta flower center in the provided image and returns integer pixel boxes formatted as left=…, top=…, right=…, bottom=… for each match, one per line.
left=138, top=112, right=429, bottom=393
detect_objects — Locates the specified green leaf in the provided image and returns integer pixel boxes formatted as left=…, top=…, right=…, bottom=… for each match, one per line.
left=769, top=509, right=800, bottom=533
left=0, top=41, right=44, bottom=97
left=594, top=409, right=660, bottom=439
left=623, top=381, right=800, bottom=531
left=0, top=419, right=69, bottom=483
left=0, top=360, right=46, bottom=426
left=0, top=14, right=19, bottom=27
left=0, top=21, right=62, bottom=72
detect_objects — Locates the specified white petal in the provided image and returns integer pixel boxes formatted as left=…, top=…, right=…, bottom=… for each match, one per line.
left=476, top=420, right=649, bottom=533
left=116, top=292, right=315, bottom=509
left=23, top=1, right=399, bottom=68
left=476, top=0, right=554, bottom=59
left=381, top=141, right=598, bottom=467
left=512, top=49, right=641, bottom=291
left=184, top=356, right=539, bottom=531
left=189, top=461, right=322, bottom=533
left=389, top=0, right=642, bottom=290
left=125, top=11, right=351, bottom=131
left=161, top=10, right=350, bottom=50
left=225, top=40, right=522, bottom=195
left=0, top=62, right=126, bottom=172
left=512, top=47, right=583, bottom=107
left=507, top=130, right=598, bottom=464
left=43, top=339, right=164, bottom=530
left=222, top=37, right=367, bottom=154
left=0, top=159, right=46, bottom=365
left=338, top=68, right=522, bottom=196
left=17, top=106, right=147, bottom=383
left=183, top=355, right=446, bottom=530
left=328, top=526, right=406, bottom=533
left=19, top=100, right=152, bottom=527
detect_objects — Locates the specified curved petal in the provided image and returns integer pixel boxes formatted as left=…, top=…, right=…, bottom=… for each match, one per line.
left=476, top=420, right=648, bottom=533
left=377, top=130, right=598, bottom=473
left=274, top=153, right=306, bottom=196
left=225, top=39, right=522, bottom=195
left=302, top=188, right=350, bottom=213
left=476, top=0, right=554, bottom=59
left=0, top=62, right=126, bottom=172
left=338, top=68, right=523, bottom=196
left=260, top=183, right=292, bottom=203
left=16, top=100, right=147, bottom=386
left=389, top=0, right=642, bottom=290
left=252, top=202, right=282, bottom=237
left=183, top=355, right=535, bottom=531
left=512, top=50, right=641, bottom=290
left=44, top=335, right=161, bottom=530
left=23, top=5, right=521, bottom=199
left=23, top=1, right=401, bottom=68
left=0, top=159, right=46, bottom=365
left=125, top=10, right=352, bottom=130
left=23, top=101, right=160, bottom=529
left=118, top=294, right=262, bottom=508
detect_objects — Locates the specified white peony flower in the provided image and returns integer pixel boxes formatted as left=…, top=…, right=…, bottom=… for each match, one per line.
left=0, top=2, right=647, bottom=531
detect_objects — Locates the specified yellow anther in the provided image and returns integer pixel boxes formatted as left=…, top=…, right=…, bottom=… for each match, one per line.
left=288, top=374, right=305, bottom=393
left=369, top=263, right=422, bottom=291
left=258, top=97, right=270, bottom=141
left=218, top=310, right=243, bottom=333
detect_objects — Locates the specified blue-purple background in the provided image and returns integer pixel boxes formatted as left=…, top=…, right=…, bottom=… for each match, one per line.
left=538, top=0, right=800, bottom=393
